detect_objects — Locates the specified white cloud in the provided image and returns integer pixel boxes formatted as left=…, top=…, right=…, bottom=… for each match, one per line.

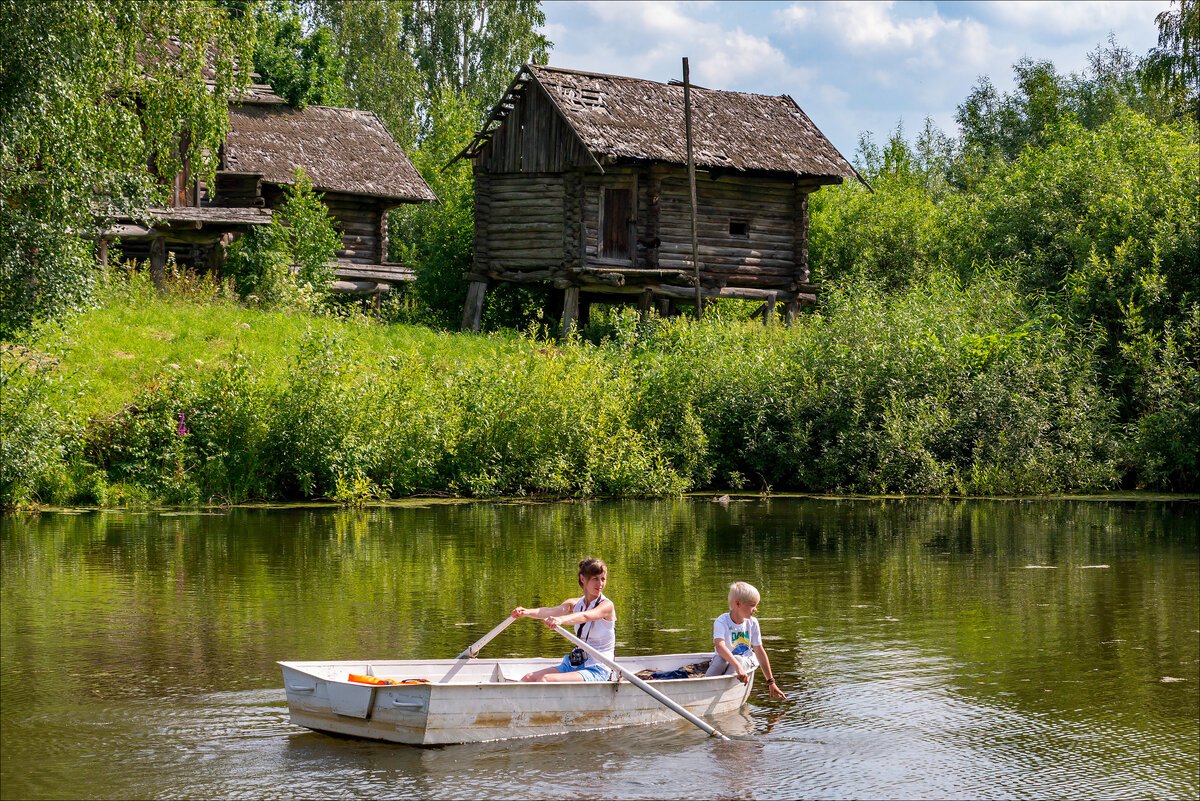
left=552, top=1, right=808, bottom=91
left=977, top=1, right=1158, bottom=35
left=826, top=1, right=951, bottom=50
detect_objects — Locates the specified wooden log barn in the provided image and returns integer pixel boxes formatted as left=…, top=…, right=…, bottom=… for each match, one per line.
left=453, top=64, right=864, bottom=333
left=101, top=83, right=436, bottom=297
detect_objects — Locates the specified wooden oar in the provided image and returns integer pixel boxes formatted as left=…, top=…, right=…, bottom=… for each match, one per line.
left=455, top=614, right=518, bottom=660
left=553, top=626, right=730, bottom=741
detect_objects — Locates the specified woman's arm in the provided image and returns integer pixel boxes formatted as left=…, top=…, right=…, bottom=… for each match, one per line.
left=544, top=598, right=614, bottom=629
left=511, top=599, right=575, bottom=620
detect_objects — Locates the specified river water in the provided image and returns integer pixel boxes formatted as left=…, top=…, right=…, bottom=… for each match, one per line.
left=1, top=497, right=1196, bottom=800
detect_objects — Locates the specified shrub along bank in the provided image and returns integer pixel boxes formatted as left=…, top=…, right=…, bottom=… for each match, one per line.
left=6, top=263, right=1192, bottom=510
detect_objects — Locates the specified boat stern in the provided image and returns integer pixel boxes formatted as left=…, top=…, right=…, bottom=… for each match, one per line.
left=279, top=661, right=433, bottom=745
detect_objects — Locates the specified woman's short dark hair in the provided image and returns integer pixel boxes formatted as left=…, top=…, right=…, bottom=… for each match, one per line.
left=578, top=557, right=607, bottom=585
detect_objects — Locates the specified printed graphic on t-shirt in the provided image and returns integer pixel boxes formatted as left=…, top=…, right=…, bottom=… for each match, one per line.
left=730, top=628, right=751, bottom=649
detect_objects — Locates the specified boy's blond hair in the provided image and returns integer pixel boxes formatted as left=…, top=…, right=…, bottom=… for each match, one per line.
left=728, top=581, right=760, bottom=605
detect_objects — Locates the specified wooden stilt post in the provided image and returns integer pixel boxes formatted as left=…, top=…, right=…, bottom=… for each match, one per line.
left=784, top=297, right=800, bottom=326
left=561, top=285, right=580, bottom=338
left=764, top=291, right=778, bottom=327
left=657, top=297, right=672, bottom=318
left=149, top=236, right=166, bottom=290
left=639, top=288, right=654, bottom=322
left=96, top=238, right=109, bottom=272
left=461, top=280, right=488, bottom=332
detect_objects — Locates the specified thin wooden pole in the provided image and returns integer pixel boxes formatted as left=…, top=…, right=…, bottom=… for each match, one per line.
left=683, top=57, right=702, bottom=319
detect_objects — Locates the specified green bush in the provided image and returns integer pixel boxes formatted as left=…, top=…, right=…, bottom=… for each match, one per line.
left=953, top=108, right=1198, bottom=324
left=390, top=88, right=477, bottom=330
left=0, top=350, right=68, bottom=507
left=225, top=168, right=340, bottom=308
left=615, top=271, right=1120, bottom=495
left=1120, top=305, right=1200, bottom=491
left=84, top=371, right=201, bottom=505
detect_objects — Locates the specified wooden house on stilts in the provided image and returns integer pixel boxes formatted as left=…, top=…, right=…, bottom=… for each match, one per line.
left=103, top=84, right=436, bottom=295
left=453, top=64, right=863, bottom=333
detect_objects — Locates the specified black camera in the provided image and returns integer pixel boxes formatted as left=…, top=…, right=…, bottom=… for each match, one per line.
left=567, top=647, right=587, bottom=667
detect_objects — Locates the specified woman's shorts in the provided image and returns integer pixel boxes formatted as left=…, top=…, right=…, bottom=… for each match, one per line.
left=555, top=654, right=612, bottom=682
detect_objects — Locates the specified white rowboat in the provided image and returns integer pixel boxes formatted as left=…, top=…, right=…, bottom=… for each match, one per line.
left=279, top=652, right=752, bottom=745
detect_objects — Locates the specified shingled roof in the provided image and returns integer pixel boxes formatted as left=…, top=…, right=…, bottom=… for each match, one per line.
left=223, top=96, right=436, bottom=202
left=463, top=64, right=861, bottom=183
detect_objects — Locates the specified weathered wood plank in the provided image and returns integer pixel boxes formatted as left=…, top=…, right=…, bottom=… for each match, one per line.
left=561, top=285, right=580, bottom=337
left=461, top=280, right=488, bottom=332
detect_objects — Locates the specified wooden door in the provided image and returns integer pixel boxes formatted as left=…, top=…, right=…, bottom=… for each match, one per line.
left=600, top=187, right=631, bottom=259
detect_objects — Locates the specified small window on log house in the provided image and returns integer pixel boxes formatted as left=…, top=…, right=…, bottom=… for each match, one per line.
left=729, top=220, right=749, bottom=237
left=600, top=187, right=632, bottom=259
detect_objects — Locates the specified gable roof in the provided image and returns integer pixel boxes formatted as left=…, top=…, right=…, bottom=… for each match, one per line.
left=223, top=93, right=436, bottom=202
left=461, top=64, right=861, bottom=183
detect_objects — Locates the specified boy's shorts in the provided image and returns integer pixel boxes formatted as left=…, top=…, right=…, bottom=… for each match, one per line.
left=555, top=654, right=612, bottom=682
left=705, top=644, right=759, bottom=678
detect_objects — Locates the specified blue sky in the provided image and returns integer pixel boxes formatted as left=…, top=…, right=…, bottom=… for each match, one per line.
left=539, top=1, right=1171, bottom=158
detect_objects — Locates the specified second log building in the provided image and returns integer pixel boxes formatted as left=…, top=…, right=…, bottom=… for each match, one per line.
left=453, top=64, right=864, bottom=332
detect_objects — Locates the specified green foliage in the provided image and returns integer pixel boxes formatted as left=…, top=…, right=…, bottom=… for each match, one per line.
left=809, top=80, right=1196, bottom=491
left=225, top=225, right=292, bottom=304
left=4, top=271, right=1175, bottom=507
left=390, top=88, right=477, bottom=329
left=225, top=168, right=340, bottom=307
left=0, top=0, right=255, bottom=338
left=1142, top=0, right=1200, bottom=121
left=955, top=108, right=1198, bottom=338
left=309, top=0, right=550, bottom=148
left=252, top=0, right=346, bottom=108
left=275, top=169, right=341, bottom=289
left=618, top=273, right=1120, bottom=495
left=810, top=123, right=951, bottom=290
left=400, top=0, right=550, bottom=127
left=0, top=350, right=67, bottom=506
left=1120, top=305, right=1200, bottom=491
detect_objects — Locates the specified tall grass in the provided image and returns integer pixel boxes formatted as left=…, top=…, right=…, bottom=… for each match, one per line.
left=3, top=265, right=1144, bottom=510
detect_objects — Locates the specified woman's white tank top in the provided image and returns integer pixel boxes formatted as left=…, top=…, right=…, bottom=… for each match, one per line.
left=573, top=593, right=616, bottom=669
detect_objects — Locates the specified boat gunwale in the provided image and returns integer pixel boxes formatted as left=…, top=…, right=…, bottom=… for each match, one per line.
left=279, top=652, right=728, bottom=688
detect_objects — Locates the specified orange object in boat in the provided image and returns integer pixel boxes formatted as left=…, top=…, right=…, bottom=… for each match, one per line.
left=348, top=673, right=396, bottom=686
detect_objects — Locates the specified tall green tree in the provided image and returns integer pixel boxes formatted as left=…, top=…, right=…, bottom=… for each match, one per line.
left=252, top=0, right=345, bottom=108
left=0, top=0, right=256, bottom=337
left=307, top=0, right=550, bottom=144
left=308, top=0, right=423, bottom=147
left=1142, top=0, right=1200, bottom=121
left=401, top=0, right=549, bottom=117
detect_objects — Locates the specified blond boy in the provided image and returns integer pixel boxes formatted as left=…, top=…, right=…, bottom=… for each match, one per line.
left=705, top=581, right=787, bottom=699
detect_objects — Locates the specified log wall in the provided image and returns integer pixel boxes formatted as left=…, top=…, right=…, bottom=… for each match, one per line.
left=655, top=171, right=800, bottom=292
left=213, top=173, right=263, bottom=207
left=483, top=173, right=565, bottom=269
left=324, top=192, right=393, bottom=265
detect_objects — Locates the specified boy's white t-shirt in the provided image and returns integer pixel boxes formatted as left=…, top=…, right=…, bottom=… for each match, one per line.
left=712, top=612, right=762, bottom=655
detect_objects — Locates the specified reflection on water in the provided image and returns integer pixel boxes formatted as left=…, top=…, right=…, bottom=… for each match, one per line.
left=2, top=498, right=1197, bottom=799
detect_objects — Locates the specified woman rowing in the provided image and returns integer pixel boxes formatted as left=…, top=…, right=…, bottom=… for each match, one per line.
left=510, top=557, right=616, bottom=682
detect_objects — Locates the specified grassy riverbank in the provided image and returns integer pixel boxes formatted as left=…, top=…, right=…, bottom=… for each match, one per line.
left=5, top=264, right=1193, bottom=509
